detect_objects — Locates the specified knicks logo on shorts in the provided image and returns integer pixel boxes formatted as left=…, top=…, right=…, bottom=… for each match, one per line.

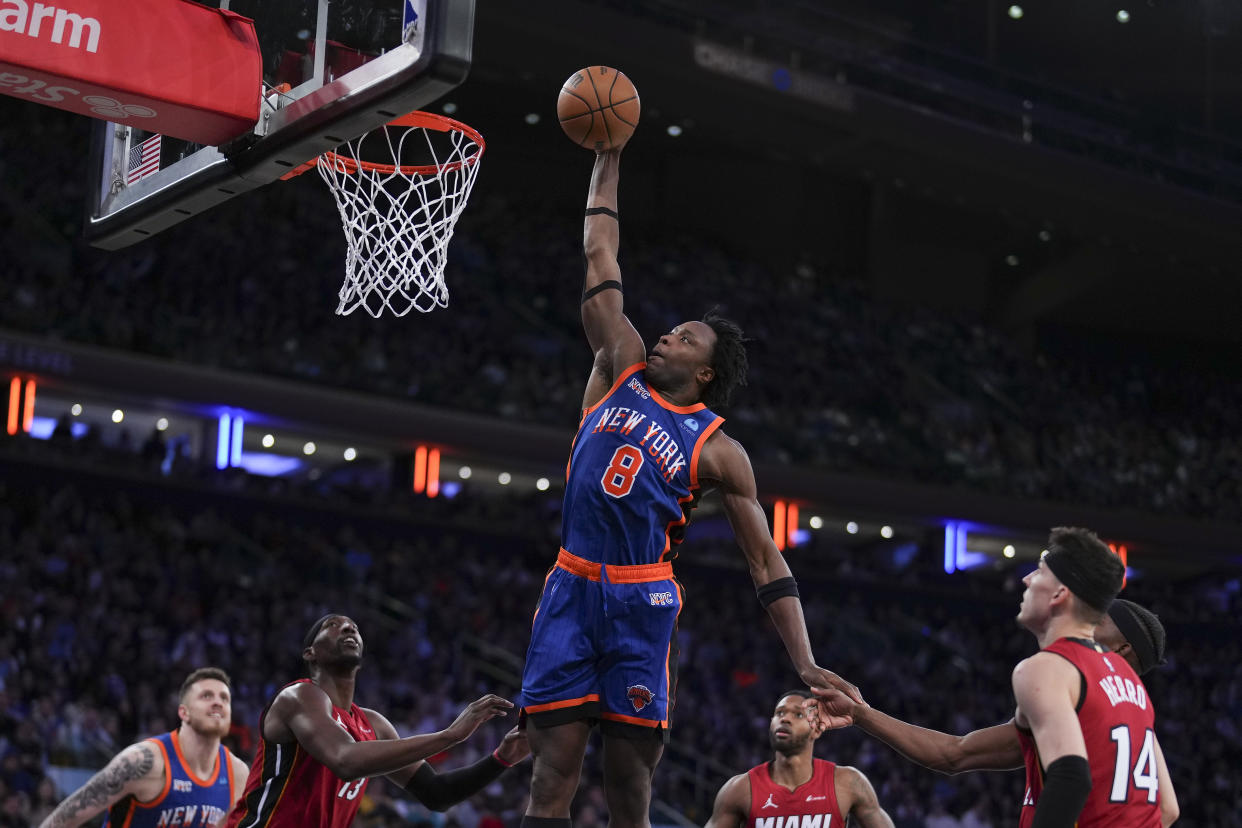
left=649, top=591, right=674, bottom=606
left=627, top=684, right=654, bottom=712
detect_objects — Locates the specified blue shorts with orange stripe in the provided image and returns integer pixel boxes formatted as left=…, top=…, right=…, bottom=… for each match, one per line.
left=520, top=549, right=682, bottom=739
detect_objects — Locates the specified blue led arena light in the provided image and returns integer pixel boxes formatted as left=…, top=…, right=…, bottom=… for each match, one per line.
left=230, top=415, right=244, bottom=467
left=216, top=413, right=231, bottom=470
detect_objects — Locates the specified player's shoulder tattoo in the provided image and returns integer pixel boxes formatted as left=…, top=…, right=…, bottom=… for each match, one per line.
left=44, top=743, right=157, bottom=827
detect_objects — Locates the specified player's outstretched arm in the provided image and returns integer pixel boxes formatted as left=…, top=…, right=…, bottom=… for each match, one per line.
left=835, top=766, right=895, bottom=828
left=814, top=688, right=1023, bottom=774
left=699, top=431, right=859, bottom=703
left=580, top=148, right=644, bottom=400
left=38, top=741, right=165, bottom=828
left=271, top=683, right=512, bottom=781
left=702, top=773, right=749, bottom=828
left=368, top=711, right=528, bottom=811
left=1154, top=734, right=1179, bottom=826
left=1012, top=653, right=1091, bottom=828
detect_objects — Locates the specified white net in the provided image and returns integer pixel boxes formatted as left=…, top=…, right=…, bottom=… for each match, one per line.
left=316, top=113, right=484, bottom=317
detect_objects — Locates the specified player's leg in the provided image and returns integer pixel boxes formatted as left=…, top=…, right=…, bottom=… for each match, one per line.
left=595, top=574, right=681, bottom=828
left=521, top=562, right=601, bottom=823
left=601, top=727, right=664, bottom=828
left=525, top=718, right=592, bottom=819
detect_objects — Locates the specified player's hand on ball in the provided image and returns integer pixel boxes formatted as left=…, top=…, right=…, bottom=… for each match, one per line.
left=494, top=726, right=530, bottom=766
left=447, top=694, right=513, bottom=742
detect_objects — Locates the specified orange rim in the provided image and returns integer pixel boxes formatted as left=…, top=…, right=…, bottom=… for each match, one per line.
left=318, top=110, right=485, bottom=176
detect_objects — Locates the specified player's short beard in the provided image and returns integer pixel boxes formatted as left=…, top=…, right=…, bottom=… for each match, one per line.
left=769, top=730, right=809, bottom=756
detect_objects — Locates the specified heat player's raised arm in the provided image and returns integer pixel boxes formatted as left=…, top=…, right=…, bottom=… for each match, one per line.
left=580, top=147, right=645, bottom=403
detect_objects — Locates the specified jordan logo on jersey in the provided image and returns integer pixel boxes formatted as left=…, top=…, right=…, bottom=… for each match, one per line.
left=762, top=794, right=778, bottom=809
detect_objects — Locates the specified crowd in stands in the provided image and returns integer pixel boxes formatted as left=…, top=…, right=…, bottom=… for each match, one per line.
left=2, top=101, right=1241, bottom=526
left=0, top=439, right=1238, bottom=828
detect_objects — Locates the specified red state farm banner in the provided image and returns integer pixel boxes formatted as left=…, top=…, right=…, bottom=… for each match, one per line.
left=0, top=0, right=261, bottom=145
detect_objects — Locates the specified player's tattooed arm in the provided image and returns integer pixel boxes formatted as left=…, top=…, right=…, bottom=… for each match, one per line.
left=39, top=743, right=157, bottom=828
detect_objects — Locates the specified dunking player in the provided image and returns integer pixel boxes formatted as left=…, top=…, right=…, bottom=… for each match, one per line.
left=519, top=144, right=858, bottom=828
left=811, top=529, right=1178, bottom=827
left=704, top=690, right=893, bottom=828
left=39, top=667, right=248, bottom=828
left=225, top=614, right=528, bottom=828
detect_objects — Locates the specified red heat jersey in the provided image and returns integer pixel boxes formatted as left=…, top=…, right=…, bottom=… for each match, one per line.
left=225, top=680, right=378, bottom=828
left=1017, top=638, right=1161, bottom=828
left=746, top=759, right=844, bottom=828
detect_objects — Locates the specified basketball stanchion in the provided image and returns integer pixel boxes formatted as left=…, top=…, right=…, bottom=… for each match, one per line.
left=283, top=111, right=484, bottom=317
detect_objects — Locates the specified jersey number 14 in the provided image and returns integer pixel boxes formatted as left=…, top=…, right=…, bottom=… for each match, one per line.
left=1109, top=725, right=1159, bottom=803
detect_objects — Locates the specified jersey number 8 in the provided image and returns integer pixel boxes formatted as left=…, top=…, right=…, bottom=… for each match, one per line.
left=601, top=445, right=644, bottom=498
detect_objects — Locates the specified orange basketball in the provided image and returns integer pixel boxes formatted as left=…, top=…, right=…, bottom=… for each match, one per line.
left=557, top=66, right=641, bottom=151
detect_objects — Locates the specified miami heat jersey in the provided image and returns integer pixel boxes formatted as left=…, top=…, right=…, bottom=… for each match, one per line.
left=225, top=680, right=377, bottom=828
left=1017, top=638, right=1161, bottom=827
left=746, top=759, right=844, bottom=828
left=562, top=363, right=724, bottom=566
left=105, top=730, right=235, bottom=828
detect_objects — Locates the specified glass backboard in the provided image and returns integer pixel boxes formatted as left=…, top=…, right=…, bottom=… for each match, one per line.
left=86, top=0, right=474, bottom=250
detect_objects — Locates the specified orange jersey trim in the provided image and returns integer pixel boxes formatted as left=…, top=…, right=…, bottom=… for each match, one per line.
left=665, top=580, right=685, bottom=711
left=556, top=548, right=673, bottom=583
left=688, top=416, right=724, bottom=488
left=648, top=383, right=707, bottom=414
left=530, top=565, right=557, bottom=627
left=582, top=362, right=646, bottom=418
left=524, top=694, right=601, bottom=714
left=600, top=711, right=666, bottom=728
left=171, top=729, right=222, bottom=787
left=225, top=748, right=236, bottom=803
left=131, top=737, right=173, bottom=809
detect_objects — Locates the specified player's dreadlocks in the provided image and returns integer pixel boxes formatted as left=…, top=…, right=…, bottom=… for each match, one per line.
left=701, top=307, right=749, bottom=410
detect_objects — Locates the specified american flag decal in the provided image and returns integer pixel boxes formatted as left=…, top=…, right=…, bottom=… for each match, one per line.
left=126, top=134, right=161, bottom=184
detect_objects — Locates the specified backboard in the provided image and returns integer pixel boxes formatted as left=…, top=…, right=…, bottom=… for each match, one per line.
left=85, top=0, right=475, bottom=250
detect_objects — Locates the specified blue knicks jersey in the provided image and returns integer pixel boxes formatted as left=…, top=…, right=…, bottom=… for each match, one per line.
left=563, top=363, right=724, bottom=566
left=105, top=730, right=235, bottom=828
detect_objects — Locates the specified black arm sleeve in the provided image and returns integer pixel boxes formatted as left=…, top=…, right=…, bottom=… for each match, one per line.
left=403, top=755, right=507, bottom=811
left=1030, top=755, right=1092, bottom=828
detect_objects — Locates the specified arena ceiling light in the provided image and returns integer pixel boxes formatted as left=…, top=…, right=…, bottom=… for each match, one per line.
left=458, top=465, right=472, bottom=479
left=536, top=477, right=550, bottom=491
left=156, top=417, right=169, bottom=431
left=1007, top=5, right=1024, bottom=20
left=70, top=403, right=82, bottom=416
left=1116, top=9, right=1131, bottom=23
left=880, top=525, right=894, bottom=539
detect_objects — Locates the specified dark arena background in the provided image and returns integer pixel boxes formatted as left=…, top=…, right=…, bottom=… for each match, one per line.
left=2, top=1, right=1242, bottom=826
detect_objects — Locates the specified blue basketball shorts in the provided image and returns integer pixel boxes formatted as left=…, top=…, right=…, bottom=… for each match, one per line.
left=520, top=548, right=683, bottom=737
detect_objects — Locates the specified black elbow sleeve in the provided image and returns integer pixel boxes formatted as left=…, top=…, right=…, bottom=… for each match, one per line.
left=1029, top=755, right=1092, bottom=828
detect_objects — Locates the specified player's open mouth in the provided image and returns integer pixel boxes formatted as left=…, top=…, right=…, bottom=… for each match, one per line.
left=342, top=637, right=359, bottom=647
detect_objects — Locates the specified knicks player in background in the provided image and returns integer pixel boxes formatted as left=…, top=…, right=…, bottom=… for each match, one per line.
left=39, top=667, right=248, bottom=828
left=813, top=528, right=1177, bottom=827
left=224, top=614, right=528, bottom=828
left=808, top=595, right=1178, bottom=826
left=704, top=690, right=893, bottom=828
left=519, top=141, right=858, bottom=828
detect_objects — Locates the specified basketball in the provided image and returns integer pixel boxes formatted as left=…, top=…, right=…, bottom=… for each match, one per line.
left=557, top=66, right=641, bottom=151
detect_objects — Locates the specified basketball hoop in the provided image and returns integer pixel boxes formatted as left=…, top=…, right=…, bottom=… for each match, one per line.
left=290, top=111, right=484, bottom=317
